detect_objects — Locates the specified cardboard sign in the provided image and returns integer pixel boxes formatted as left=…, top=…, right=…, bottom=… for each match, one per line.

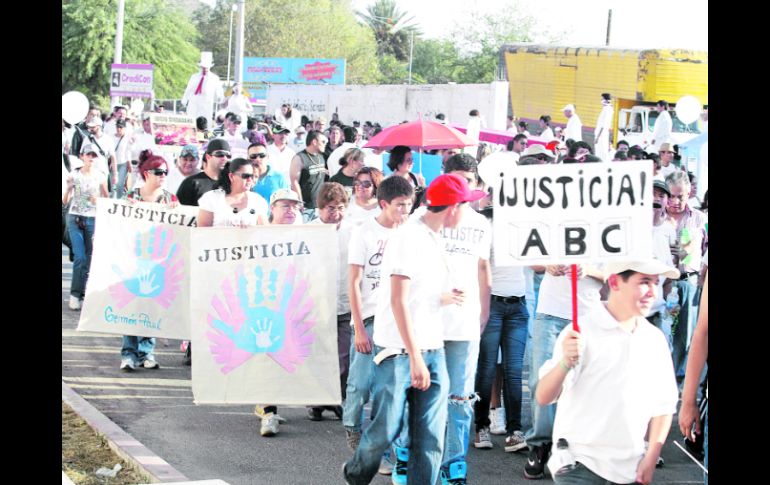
left=479, top=160, right=653, bottom=266
left=150, top=113, right=196, bottom=146
left=77, top=199, right=198, bottom=339
left=190, top=225, right=340, bottom=405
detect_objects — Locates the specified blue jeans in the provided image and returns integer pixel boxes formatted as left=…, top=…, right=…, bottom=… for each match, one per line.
left=442, top=340, right=480, bottom=469
left=474, top=298, right=529, bottom=433
left=121, top=336, right=156, bottom=365
left=525, top=313, right=571, bottom=448
left=672, top=275, right=698, bottom=379
left=344, top=347, right=448, bottom=485
left=67, top=214, right=95, bottom=299
left=343, top=318, right=375, bottom=433
left=112, top=163, right=129, bottom=199
left=553, top=461, right=634, bottom=484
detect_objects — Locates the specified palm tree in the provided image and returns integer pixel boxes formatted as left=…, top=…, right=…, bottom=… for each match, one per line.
left=356, top=0, right=419, bottom=61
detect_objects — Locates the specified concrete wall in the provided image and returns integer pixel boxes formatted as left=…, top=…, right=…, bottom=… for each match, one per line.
left=266, top=81, right=510, bottom=131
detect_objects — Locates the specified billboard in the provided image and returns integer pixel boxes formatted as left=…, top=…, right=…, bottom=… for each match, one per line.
left=242, top=58, right=346, bottom=104
left=110, top=64, right=154, bottom=98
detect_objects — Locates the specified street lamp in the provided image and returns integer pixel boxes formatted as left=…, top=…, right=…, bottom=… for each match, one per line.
left=226, top=3, right=238, bottom=86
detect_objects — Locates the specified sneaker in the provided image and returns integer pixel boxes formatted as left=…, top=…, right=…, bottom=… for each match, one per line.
left=345, top=430, right=361, bottom=452
left=490, top=408, right=507, bottom=435
left=68, top=295, right=81, bottom=310
left=378, top=456, right=393, bottom=475
left=440, top=461, right=468, bottom=485
left=307, top=407, right=324, bottom=421
left=260, top=412, right=280, bottom=437
left=505, top=431, right=528, bottom=452
left=143, top=359, right=159, bottom=369
left=474, top=427, right=493, bottom=449
left=656, top=456, right=664, bottom=468
left=120, top=359, right=136, bottom=372
left=524, top=443, right=551, bottom=479
left=391, top=446, right=409, bottom=485
left=342, top=462, right=353, bottom=485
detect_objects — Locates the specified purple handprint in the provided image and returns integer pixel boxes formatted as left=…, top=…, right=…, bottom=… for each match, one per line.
left=206, top=264, right=316, bottom=374
left=109, top=226, right=184, bottom=308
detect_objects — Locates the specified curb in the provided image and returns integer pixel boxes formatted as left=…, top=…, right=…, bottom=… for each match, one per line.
left=62, top=381, right=189, bottom=483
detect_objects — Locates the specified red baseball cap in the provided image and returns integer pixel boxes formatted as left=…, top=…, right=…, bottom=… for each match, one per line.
left=425, top=173, right=486, bottom=206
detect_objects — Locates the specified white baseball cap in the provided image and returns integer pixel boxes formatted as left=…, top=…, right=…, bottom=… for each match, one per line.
left=562, top=104, right=576, bottom=112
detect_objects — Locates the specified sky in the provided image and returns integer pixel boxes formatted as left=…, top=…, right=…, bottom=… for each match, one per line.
left=201, top=0, right=707, bottom=51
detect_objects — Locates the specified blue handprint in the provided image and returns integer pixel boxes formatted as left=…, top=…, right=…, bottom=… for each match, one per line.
left=110, top=226, right=183, bottom=308
left=211, top=267, right=285, bottom=354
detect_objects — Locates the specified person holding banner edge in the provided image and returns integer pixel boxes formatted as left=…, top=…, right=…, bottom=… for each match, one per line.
left=535, top=260, right=679, bottom=485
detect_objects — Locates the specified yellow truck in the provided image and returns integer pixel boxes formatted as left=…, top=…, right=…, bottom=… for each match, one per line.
left=499, top=44, right=708, bottom=149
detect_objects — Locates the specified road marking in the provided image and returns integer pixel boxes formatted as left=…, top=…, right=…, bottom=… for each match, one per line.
left=63, top=376, right=191, bottom=387
left=68, top=384, right=192, bottom=392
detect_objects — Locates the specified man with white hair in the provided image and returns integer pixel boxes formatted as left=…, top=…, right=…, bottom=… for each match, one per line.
left=181, top=52, right=224, bottom=124
left=562, top=104, right=582, bottom=142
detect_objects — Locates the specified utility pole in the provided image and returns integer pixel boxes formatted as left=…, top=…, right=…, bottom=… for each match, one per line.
left=606, top=9, right=612, bottom=46
left=234, top=0, right=246, bottom=86
left=111, top=0, right=126, bottom=109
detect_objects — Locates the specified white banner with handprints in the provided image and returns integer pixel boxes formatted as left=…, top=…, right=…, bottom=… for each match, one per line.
left=478, top=160, right=653, bottom=266
left=190, top=224, right=340, bottom=405
left=77, top=199, right=198, bottom=339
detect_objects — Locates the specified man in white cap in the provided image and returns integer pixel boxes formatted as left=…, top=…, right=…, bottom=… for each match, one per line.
left=181, top=52, right=224, bottom=124
left=535, top=260, right=679, bottom=485
left=562, top=105, right=582, bottom=142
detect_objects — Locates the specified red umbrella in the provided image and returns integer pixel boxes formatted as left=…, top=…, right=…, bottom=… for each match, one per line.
left=364, top=119, right=475, bottom=150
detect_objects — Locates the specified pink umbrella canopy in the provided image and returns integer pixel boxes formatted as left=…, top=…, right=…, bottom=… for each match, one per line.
left=363, top=119, right=475, bottom=150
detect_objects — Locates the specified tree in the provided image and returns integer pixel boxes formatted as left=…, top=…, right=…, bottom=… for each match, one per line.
left=355, top=0, right=419, bottom=62
left=194, top=0, right=380, bottom=85
left=62, top=0, right=200, bottom=108
left=410, top=39, right=464, bottom=84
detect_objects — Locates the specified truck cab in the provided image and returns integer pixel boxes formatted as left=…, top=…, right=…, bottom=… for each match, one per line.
left=617, top=104, right=701, bottom=150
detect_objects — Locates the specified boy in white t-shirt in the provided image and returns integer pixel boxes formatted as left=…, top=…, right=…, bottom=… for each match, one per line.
left=536, top=261, right=679, bottom=485
left=343, top=174, right=486, bottom=485
left=343, top=176, right=414, bottom=450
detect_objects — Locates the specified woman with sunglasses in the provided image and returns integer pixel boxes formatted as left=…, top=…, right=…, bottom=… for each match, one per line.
left=63, top=143, right=109, bottom=311
left=344, top=167, right=383, bottom=227
left=197, top=157, right=268, bottom=227
left=117, top=150, right=179, bottom=371
left=125, top=150, right=179, bottom=206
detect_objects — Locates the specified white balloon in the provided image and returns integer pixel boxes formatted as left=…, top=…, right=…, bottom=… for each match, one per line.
left=130, top=99, right=145, bottom=115
left=675, top=95, right=702, bottom=125
left=62, top=91, right=89, bottom=125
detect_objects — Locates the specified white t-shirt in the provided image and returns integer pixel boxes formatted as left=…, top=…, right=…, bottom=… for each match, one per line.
left=373, top=218, right=449, bottom=350
left=266, top=143, right=296, bottom=182
left=90, top=133, right=116, bottom=176
left=198, top=189, right=268, bottom=227
left=491, top=245, right=527, bottom=297
left=540, top=127, right=555, bottom=141
left=651, top=111, right=672, bottom=152
left=312, top=219, right=352, bottom=315
left=649, top=223, right=676, bottom=315
left=345, top=201, right=381, bottom=228
left=659, top=164, right=678, bottom=180
left=348, top=217, right=396, bottom=321
left=437, top=207, right=492, bottom=341
left=113, top=134, right=131, bottom=166
left=362, top=149, right=383, bottom=171
left=130, top=131, right=156, bottom=163
left=166, top=165, right=196, bottom=195
left=67, top=169, right=107, bottom=217
left=542, top=304, right=678, bottom=484
left=326, top=142, right=357, bottom=178
left=536, top=267, right=604, bottom=320
left=564, top=114, right=583, bottom=142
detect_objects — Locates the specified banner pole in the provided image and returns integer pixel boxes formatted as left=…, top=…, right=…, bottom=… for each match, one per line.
left=571, top=264, right=580, bottom=332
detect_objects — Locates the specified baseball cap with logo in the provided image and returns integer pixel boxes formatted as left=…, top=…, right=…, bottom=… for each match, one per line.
left=604, top=260, right=680, bottom=280
left=272, top=123, right=291, bottom=134
left=269, top=188, right=302, bottom=206
left=86, top=117, right=103, bottom=128
left=115, top=119, right=126, bottom=128
left=180, top=144, right=199, bottom=159
left=425, top=173, right=486, bottom=207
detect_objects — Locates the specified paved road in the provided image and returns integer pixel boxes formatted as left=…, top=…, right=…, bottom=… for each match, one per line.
left=62, top=245, right=704, bottom=484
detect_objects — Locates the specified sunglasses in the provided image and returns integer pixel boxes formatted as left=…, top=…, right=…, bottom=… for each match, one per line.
left=249, top=153, right=268, bottom=159
left=211, top=151, right=231, bottom=158
left=353, top=180, right=373, bottom=188
left=152, top=169, right=168, bottom=176
left=236, top=173, right=255, bottom=180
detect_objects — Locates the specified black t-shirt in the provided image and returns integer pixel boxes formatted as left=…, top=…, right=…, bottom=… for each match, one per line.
left=329, top=170, right=354, bottom=187
left=176, top=171, right=217, bottom=206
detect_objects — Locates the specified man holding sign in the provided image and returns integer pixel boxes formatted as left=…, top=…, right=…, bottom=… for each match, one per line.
left=535, top=260, right=679, bottom=485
